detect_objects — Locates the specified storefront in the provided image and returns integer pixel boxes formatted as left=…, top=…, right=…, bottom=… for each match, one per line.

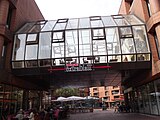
left=0, top=83, right=50, bottom=118
left=124, top=79, right=160, bottom=115
left=0, top=84, right=23, bottom=118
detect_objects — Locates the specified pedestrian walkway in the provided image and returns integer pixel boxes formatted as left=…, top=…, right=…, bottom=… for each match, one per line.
left=68, top=109, right=160, bottom=120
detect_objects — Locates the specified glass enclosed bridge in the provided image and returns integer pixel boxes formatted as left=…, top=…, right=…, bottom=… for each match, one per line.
left=12, top=15, right=151, bottom=87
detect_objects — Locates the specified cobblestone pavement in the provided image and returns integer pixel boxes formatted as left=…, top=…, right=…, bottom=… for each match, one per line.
left=67, top=109, right=160, bottom=120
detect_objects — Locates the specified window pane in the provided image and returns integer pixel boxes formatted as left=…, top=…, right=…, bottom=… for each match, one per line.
left=25, top=45, right=38, bottom=60
left=25, top=60, right=38, bottom=67
left=41, top=20, right=56, bottom=31
left=114, top=18, right=130, bottom=26
left=137, top=54, right=150, bottom=61
left=12, top=34, right=26, bottom=60
left=98, top=56, right=107, bottom=63
left=147, top=82, right=158, bottom=115
left=79, top=30, right=92, bottom=56
left=93, top=40, right=107, bottom=55
left=124, top=15, right=144, bottom=25
left=121, top=38, right=136, bottom=54
left=52, top=43, right=64, bottom=58
left=28, top=24, right=44, bottom=33
left=53, top=22, right=67, bottom=30
left=101, top=16, right=116, bottom=27
left=133, top=26, right=150, bottom=53
left=155, top=79, right=160, bottom=115
left=90, top=19, right=103, bottom=28
left=39, top=59, right=51, bottom=67
left=108, top=55, right=121, bottom=62
left=105, top=28, right=121, bottom=55
left=65, top=31, right=78, bottom=57
left=39, top=32, right=51, bottom=59
left=53, top=31, right=64, bottom=42
left=66, top=19, right=78, bottom=30
left=27, top=34, right=37, bottom=42
left=119, top=27, right=133, bottom=38
left=92, top=29, right=105, bottom=40
left=79, top=18, right=90, bottom=28
left=12, top=61, right=24, bottom=68
left=122, top=55, right=136, bottom=62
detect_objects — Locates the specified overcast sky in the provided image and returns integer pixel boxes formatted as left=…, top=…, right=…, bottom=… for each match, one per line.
left=35, top=0, right=122, bottom=20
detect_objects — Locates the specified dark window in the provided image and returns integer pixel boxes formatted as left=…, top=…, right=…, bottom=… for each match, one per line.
left=114, top=96, right=120, bottom=99
left=93, top=88, right=98, bottom=91
left=6, top=6, right=13, bottom=29
left=154, top=31, right=160, bottom=59
left=146, top=0, right=152, bottom=17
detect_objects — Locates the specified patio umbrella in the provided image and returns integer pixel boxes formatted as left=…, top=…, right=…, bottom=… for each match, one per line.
left=150, top=92, right=160, bottom=96
left=84, top=96, right=99, bottom=100
left=52, top=96, right=68, bottom=102
left=67, top=96, right=85, bottom=101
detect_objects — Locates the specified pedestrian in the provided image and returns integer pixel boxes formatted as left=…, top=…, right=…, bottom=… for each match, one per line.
left=114, top=105, right=118, bottom=113
left=39, top=108, right=46, bottom=120
left=15, top=109, right=24, bottom=120
left=28, top=109, right=35, bottom=120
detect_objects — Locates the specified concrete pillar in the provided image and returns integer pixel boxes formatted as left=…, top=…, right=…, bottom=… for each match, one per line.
left=0, top=0, right=9, bottom=62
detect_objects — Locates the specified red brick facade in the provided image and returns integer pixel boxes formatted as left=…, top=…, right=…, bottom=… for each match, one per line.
left=0, top=0, right=44, bottom=89
left=119, top=0, right=160, bottom=86
left=13, top=0, right=44, bottom=31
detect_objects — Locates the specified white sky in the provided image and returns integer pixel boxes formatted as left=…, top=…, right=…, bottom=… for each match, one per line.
left=35, top=0, right=122, bottom=20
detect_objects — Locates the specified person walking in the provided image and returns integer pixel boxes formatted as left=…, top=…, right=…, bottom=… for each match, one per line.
left=28, top=109, right=35, bottom=120
left=114, top=105, right=118, bottom=113
left=15, top=109, right=24, bottom=120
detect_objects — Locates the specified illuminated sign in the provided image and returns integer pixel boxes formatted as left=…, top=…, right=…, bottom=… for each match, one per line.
left=65, top=64, right=92, bottom=72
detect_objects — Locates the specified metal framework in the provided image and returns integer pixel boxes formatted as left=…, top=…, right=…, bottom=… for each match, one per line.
left=12, top=15, right=151, bottom=72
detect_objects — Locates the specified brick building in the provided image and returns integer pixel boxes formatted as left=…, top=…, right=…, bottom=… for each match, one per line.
left=90, top=86, right=124, bottom=108
left=119, top=0, right=160, bottom=115
left=0, top=0, right=44, bottom=117
left=1, top=0, right=160, bottom=117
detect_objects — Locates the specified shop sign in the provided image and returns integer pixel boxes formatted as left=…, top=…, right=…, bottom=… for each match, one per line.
left=65, top=63, right=92, bottom=72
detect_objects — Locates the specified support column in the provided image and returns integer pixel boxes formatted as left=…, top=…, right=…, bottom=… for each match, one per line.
left=0, top=0, right=9, bottom=62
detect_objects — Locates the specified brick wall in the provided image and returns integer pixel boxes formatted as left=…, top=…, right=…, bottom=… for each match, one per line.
left=0, top=0, right=44, bottom=89
left=119, top=0, right=160, bottom=83
left=119, top=0, right=130, bottom=15
left=11, top=0, right=44, bottom=32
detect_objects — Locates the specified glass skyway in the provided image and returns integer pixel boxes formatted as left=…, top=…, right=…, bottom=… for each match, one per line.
left=12, top=15, right=151, bottom=72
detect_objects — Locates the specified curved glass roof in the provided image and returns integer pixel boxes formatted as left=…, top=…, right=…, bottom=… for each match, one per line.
left=12, top=15, right=151, bottom=69
left=17, top=15, right=144, bottom=33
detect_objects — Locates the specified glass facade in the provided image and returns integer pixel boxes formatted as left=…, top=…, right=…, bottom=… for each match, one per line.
left=12, top=15, right=151, bottom=69
left=125, top=79, right=160, bottom=115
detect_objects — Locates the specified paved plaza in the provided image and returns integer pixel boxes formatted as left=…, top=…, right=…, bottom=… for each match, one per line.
left=68, top=109, right=160, bottom=120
